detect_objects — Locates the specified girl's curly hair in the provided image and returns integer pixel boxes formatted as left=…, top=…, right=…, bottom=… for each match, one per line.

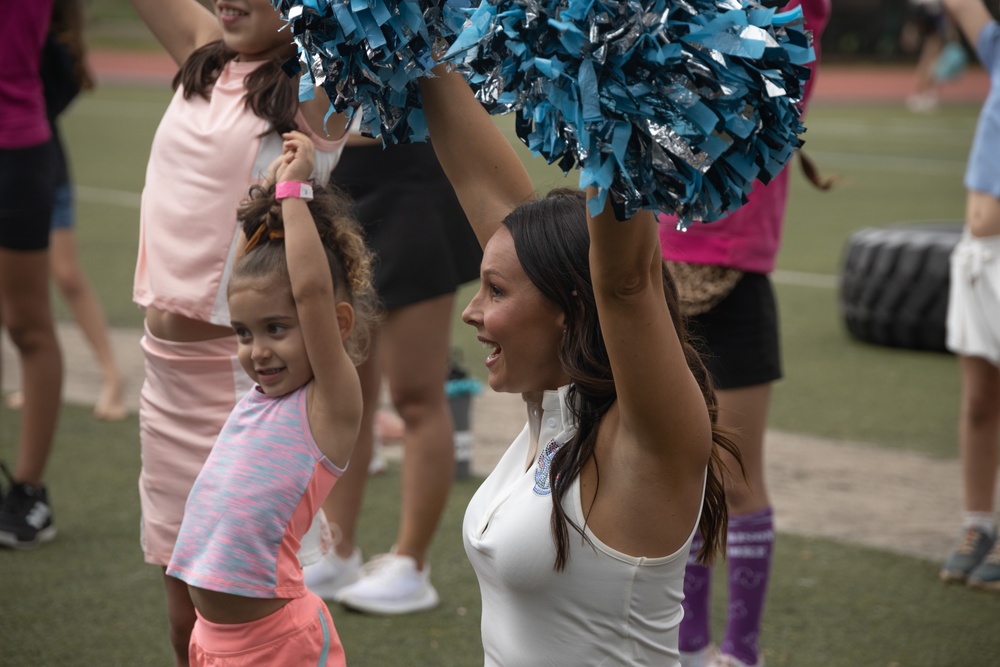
left=232, top=182, right=381, bottom=365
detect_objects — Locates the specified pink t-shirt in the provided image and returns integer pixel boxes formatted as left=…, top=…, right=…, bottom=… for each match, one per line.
left=0, top=1, right=54, bottom=149
left=167, top=385, right=343, bottom=598
left=659, top=0, right=831, bottom=274
left=133, top=59, right=347, bottom=325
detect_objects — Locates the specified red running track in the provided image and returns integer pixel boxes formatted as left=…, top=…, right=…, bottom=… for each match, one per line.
left=86, top=49, right=991, bottom=104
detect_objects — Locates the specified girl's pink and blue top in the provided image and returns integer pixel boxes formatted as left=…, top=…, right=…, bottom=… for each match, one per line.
left=167, top=384, right=344, bottom=599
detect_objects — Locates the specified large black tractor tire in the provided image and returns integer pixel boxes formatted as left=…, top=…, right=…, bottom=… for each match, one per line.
left=839, top=223, right=963, bottom=353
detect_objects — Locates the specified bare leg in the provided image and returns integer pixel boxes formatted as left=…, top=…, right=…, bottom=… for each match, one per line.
left=381, top=294, right=457, bottom=568
left=958, top=355, right=1000, bottom=514
left=715, top=382, right=774, bottom=666
left=715, top=383, right=772, bottom=513
left=48, top=228, right=126, bottom=420
left=163, top=569, right=195, bottom=667
left=323, top=335, right=381, bottom=558
left=0, top=247, right=63, bottom=486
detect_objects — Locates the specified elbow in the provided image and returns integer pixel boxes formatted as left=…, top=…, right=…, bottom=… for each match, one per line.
left=292, top=279, right=334, bottom=306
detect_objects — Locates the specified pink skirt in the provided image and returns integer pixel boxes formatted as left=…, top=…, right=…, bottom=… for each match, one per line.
left=137, top=326, right=251, bottom=565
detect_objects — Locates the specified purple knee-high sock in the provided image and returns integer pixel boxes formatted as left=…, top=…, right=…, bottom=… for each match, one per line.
left=720, top=507, right=774, bottom=666
left=678, top=534, right=712, bottom=654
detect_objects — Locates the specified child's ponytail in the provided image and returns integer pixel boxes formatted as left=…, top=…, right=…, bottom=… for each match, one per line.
left=235, top=183, right=381, bottom=365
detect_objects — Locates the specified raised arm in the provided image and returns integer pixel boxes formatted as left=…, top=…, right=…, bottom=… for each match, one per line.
left=419, top=67, right=537, bottom=248
left=129, top=0, right=220, bottom=67
left=278, top=132, right=361, bottom=466
left=586, top=190, right=712, bottom=470
left=943, top=0, right=995, bottom=48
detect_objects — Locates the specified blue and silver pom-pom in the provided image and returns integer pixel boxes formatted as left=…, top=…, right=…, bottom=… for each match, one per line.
left=446, top=0, right=815, bottom=222
left=272, top=0, right=471, bottom=143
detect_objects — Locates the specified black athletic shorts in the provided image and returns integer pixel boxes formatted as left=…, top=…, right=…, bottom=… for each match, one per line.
left=686, top=272, right=782, bottom=390
left=0, top=141, right=56, bottom=251
left=331, top=142, right=482, bottom=311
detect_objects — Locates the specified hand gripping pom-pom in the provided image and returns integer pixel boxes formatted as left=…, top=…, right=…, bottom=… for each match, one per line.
left=445, top=0, right=816, bottom=223
left=272, top=0, right=472, bottom=143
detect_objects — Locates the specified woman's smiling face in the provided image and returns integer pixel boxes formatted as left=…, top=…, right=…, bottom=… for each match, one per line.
left=462, top=227, right=569, bottom=398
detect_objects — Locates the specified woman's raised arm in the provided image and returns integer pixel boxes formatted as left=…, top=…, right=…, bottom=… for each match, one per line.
left=419, top=67, right=537, bottom=248
left=586, top=191, right=712, bottom=471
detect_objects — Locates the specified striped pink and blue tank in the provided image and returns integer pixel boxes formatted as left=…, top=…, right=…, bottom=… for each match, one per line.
left=167, top=384, right=344, bottom=599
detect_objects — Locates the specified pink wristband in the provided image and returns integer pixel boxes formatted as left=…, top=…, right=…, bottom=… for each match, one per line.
left=275, top=180, right=314, bottom=201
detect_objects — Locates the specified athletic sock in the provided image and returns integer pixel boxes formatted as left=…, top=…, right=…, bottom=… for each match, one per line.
left=720, top=507, right=774, bottom=666
left=678, top=534, right=712, bottom=654
left=962, top=512, right=997, bottom=537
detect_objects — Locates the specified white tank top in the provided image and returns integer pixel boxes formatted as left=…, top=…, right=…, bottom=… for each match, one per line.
left=464, top=387, right=702, bottom=666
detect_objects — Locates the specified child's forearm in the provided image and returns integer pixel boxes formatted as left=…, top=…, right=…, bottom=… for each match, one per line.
left=129, top=0, right=218, bottom=66
left=282, top=199, right=335, bottom=305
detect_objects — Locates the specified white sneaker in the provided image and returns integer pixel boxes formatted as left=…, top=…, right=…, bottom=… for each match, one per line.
left=302, top=547, right=362, bottom=601
left=681, top=645, right=716, bottom=667
left=709, top=653, right=763, bottom=667
left=335, top=553, right=439, bottom=615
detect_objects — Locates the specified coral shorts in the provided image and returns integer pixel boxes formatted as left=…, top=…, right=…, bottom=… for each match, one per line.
left=190, top=592, right=345, bottom=667
left=947, top=232, right=1000, bottom=366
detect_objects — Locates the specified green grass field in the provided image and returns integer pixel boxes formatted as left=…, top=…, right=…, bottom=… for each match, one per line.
left=2, top=77, right=997, bottom=664
left=61, top=86, right=968, bottom=456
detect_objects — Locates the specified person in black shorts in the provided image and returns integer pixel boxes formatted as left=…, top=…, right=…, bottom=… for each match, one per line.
left=0, top=0, right=64, bottom=550
left=303, top=137, right=482, bottom=614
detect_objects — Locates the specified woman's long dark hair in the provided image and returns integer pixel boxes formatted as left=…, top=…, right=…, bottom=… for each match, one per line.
left=502, top=189, right=742, bottom=570
left=173, top=41, right=299, bottom=136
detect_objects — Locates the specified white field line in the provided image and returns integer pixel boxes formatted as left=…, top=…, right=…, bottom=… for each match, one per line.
left=806, top=151, right=967, bottom=176
left=76, top=185, right=141, bottom=208
left=76, top=184, right=847, bottom=289
left=772, top=269, right=839, bottom=289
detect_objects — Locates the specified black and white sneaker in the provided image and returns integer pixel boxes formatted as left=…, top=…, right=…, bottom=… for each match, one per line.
left=0, top=465, right=56, bottom=549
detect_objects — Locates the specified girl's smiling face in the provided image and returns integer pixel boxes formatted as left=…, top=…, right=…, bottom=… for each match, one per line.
left=462, top=227, right=569, bottom=399
left=229, top=281, right=313, bottom=396
left=215, top=0, right=294, bottom=62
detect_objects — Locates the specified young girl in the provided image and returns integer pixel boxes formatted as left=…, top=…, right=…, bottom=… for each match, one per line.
left=127, top=0, right=349, bottom=662
left=166, top=131, right=377, bottom=664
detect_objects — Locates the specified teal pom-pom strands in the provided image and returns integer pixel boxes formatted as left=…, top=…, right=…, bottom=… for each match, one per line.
left=445, top=0, right=816, bottom=223
left=271, top=0, right=472, bottom=143
left=276, top=0, right=815, bottom=222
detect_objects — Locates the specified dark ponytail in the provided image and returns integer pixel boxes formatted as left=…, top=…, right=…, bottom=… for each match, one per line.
left=503, top=189, right=742, bottom=570
left=173, top=41, right=299, bottom=136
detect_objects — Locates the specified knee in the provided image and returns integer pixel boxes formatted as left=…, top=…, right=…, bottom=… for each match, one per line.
left=964, top=394, right=1000, bottom=431
left=390, top=383, right=447, bottom=425
left=53, top=268, right=84, bottom=301
left=5, top=315, right=57, bottom=355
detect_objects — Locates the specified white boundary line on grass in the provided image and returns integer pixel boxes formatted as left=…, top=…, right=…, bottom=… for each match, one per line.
left=77, top=185, right=845, bottom=288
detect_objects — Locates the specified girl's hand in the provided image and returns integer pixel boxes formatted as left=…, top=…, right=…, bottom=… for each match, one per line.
left=276, top=131, right=316, bottom=184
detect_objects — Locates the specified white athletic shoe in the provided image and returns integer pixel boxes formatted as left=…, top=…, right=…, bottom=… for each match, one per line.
left=680, top=645, right=716, bottom=667
left=335, top=553, right=439, bottom=615
left=302, top=547, right=362, bottom=601
left=710, top=653, right=763, bottom=667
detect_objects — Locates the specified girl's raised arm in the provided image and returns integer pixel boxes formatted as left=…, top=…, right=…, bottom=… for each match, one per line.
left=419, top=67, right=537, bottom=248
left=129, top=0, right=220, bottom=67
left=586, top=192, right=712, bottom=473
left=277, top=132, right=361, bottom=467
